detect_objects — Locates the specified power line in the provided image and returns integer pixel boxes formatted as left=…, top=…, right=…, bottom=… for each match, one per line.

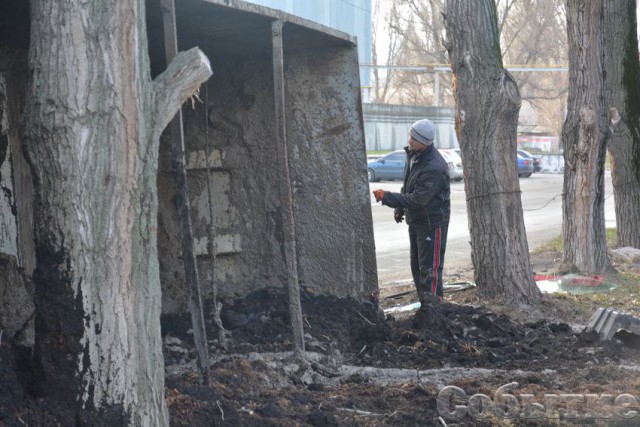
left=360, top=64, right=568, bottom=72
left=523, top=194, right=562, bottom=211
left=338, top=0, right=371, bottom=14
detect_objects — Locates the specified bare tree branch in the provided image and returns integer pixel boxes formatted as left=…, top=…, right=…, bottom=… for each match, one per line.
left=153, top=47, right=212, bottom=139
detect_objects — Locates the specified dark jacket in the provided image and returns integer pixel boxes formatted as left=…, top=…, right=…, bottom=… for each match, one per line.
left=382, top=146, right=450, bottom=228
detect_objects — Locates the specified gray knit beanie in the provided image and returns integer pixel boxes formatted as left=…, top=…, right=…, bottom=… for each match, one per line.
left=409, top=119, right=435, bottom=146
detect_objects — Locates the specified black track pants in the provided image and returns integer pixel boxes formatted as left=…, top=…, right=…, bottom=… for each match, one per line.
left=409, top=224, right=448, bottom=300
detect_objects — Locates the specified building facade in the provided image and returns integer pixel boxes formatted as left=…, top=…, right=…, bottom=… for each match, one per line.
left=363, top=104, right=458, bottom=151
left=243, top=0, right=372, bottom=98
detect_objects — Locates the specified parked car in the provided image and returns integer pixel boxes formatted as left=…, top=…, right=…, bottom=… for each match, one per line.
left=367, top=149, right=462, bottom=182
left=367, top=150, right=406, bottom=182
left=439, top=149, right=464, bottom=181
left=517, top=153, right=534, bottom=177
left=517, top=149, right=542, bottom=172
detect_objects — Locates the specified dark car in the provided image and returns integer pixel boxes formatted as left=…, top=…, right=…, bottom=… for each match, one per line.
left=517, top=153, right=534, bottom=177
left=518, top=149, right=542, bottom=173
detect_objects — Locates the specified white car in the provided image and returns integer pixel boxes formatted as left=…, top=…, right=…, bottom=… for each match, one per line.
left=439, top=149, right=464, bottom=181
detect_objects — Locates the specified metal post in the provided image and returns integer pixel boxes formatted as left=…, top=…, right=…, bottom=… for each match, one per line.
left=271, top=19, right=305, bottom=353
left=160, top=0, right=210, bottom=384
left=434, top=71, right=440, bottom=107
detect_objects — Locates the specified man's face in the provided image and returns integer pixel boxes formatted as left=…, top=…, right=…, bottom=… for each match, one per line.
left=408, top=136, right=427, bottom=152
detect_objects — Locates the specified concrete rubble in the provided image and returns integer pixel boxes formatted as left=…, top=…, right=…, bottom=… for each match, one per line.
left=587, top=307, right=640, bottom=348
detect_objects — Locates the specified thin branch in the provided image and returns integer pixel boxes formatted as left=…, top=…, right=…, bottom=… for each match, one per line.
left=216, top=400, right=224, bottom=421
left=353, top=309, right=375, bottom=326
left=336, top=407, right=398, bottom=417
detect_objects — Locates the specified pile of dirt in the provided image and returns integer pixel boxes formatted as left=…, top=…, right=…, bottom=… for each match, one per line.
left=159, top=287, right=640, bottom=426
left=2, top=284, right=640, bottom=426
left=0, top=342, right=115, bottom=426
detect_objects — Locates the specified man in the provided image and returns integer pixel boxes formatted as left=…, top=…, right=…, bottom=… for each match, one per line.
left=373, top=119, right=451, bottom=305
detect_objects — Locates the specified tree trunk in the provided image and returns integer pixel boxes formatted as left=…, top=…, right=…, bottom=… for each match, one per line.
left=562, top=1, right=611, bottom=273
left=23, top=1, right=211, bottom=424
left=603, top=0, right=640, bottom=249
left=444, top=0, right=540, bottom=305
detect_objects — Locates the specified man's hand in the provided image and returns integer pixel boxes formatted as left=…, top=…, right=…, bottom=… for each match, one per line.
left=394, top=211, right=404, bottom=223
left=373, top=189, right=385, bottom=203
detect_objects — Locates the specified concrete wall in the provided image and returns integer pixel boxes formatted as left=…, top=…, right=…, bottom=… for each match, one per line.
left=284, top=46, right=376, bottom=298
left=158, top=46, right=377, bottom=314
left=363, top=104, right=458, bottom=151
left=157, top=54, right=286, bottom=314
left=538, top=154, right=565, bottom=173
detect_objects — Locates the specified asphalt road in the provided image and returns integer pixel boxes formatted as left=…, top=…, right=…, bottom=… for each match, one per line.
left=370, top=173, right=616, bottom=287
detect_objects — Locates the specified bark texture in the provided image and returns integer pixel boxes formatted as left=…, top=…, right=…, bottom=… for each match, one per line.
left=23, top=1, right=210, bottom=424
left=444, top=0, right=540, bottom=304
left=562, top=1, right=611, bottom=273
left=603, top=0, right=640, bottom=249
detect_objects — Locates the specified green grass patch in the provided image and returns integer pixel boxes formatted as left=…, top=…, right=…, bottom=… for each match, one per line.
left=532, top=228, right=618, bottom=255
left=367, top=150, right=392, bottom=156
left=532, top=234, right=564, bottom=254
left=605, top=227, right=618, bottom=247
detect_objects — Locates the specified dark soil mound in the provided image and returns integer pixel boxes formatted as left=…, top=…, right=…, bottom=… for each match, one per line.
left=2, top=288, right=639, bottom=426
left=162, top=288, right=637, bottom=372
left=159, top=288, right=640, bottom=426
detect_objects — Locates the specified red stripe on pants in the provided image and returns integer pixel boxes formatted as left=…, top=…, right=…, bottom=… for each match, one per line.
left=431, top=227, right=441, bottom=296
